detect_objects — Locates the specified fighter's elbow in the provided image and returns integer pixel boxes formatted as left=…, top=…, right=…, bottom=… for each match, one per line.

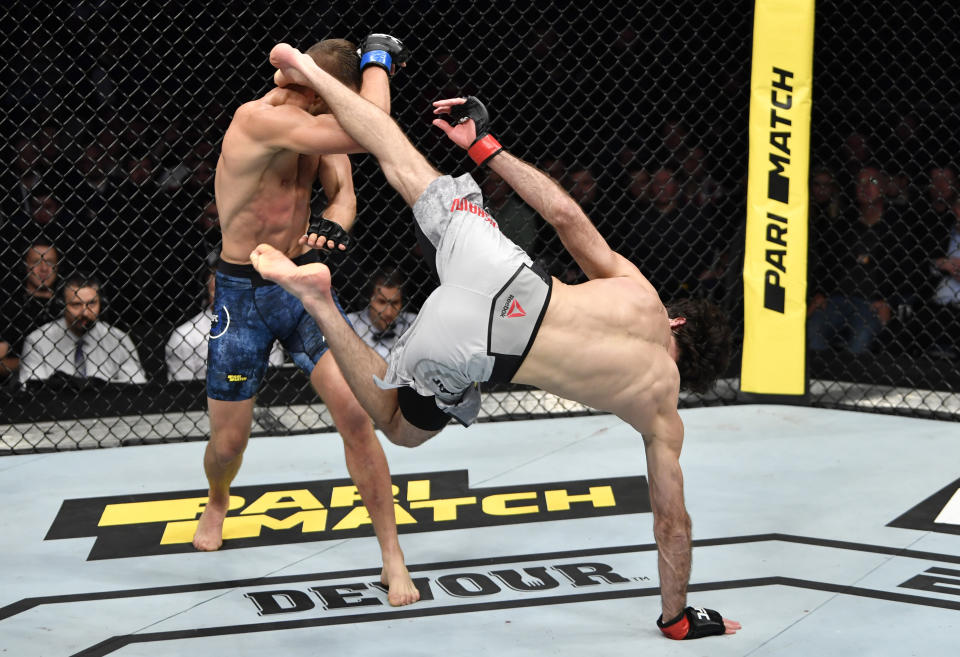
left=546, top=195, right=582, bottom=229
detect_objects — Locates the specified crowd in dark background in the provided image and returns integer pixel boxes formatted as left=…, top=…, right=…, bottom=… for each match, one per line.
left=1, top=1, right=958, bottom=414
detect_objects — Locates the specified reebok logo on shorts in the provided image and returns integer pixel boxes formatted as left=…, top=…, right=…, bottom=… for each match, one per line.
left=507, top=299, right=526, bottom=318
left=499, top=294, right=526, bottom=318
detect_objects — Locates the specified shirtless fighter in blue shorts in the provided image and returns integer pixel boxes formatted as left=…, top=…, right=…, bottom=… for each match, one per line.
left=196, top=35, right=418, bottom=606
left=252, top=43, right=741, bottom=639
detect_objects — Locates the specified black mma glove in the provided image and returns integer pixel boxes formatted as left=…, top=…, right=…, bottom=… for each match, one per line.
left=443, top=96, right=503, bottom=166
left=657, top=606, right=725, bottom=640
left=305, top=217, right=350, bottom=251
left=359, top=34, right=409, bottom=76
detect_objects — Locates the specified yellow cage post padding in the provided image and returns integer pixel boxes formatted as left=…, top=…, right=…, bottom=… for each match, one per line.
left=741, top=0, right=815, bottom=395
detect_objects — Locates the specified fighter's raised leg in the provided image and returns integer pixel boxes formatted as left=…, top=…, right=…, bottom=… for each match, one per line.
left=309, top=353, right=419, bottom=605
left=269, top=43, right=439, bottom=208
left=250, top=244, right=434, bottom=447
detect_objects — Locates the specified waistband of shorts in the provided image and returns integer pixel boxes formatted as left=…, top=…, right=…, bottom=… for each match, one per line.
left=217, top=250, right=320, bottom=287
left=489, top=260, right=552, bottom=384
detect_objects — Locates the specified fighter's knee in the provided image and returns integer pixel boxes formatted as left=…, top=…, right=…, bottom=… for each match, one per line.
left=207, top=434, right=246, bottom=465
left=334, top=408, right=376, bottom=441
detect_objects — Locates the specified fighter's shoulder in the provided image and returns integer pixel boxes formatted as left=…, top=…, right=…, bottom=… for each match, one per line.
left=230, top=99, right=306, bottom=132
left=231, top=99, right=281, bottom=126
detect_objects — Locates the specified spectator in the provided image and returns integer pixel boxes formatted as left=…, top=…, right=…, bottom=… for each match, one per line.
left=62, top=138, right=122, bottom=276
left=480, top=169, right=538, bottom=254
left=346, top=267, right=418, bottom=360
left=70, top=140, right=119, bottom=223
left=679, top=144, right=727, bottom=219
left=113, top=145, right=176, bottom=326
left=19, top=273, right=146, bottom=385
left=808, top=165, right=845, bottom=305
left=884, top=169, right=914, bottom=211
left=810, top=165, right=844, bottom=228
left=808, top=165, right=909, bottom=354
left=13, top=191, right=68, bottom=230
left=627, top=166, right=651, bottom=208
left=0, top=339, right=14, bottom=380
left=166, top=257, right=284, bottom=381
left=536, top=163, right=602, bottom=283
left=418, top=49, right=471, bottom=117
left=161, top=140, right=216, bottom=194
left=924, top=165, right=957, bottom=218
left=0, top=241, right=63, bottom=378
left=915, top=193, right=960, bottom=360
left=7, top=191, right=87, bottom=262
left=839, top=129, right=874, bottom=190
left=616, top=165, right=710, bottom=301
left=539, top=157, right=566, bottom=184
left=10, top=137, right=47, bottom=217
left=609, top=165, right=651, bottom=249
left=653, top=117, right=690, bottom=165
left=678, top=144, right=738, bottom=289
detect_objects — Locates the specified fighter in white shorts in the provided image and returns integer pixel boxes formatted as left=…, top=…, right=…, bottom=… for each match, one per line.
left=374, top=173, right=552, bottom=426
left=254, top=43, right=739, bottom=642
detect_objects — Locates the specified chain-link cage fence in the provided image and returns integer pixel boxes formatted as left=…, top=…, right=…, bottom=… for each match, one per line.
left=808, top=1, right=960, bottom=420
left=0, top=2, right=956, bottom=452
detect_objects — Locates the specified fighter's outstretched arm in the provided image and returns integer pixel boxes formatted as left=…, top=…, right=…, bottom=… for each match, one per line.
left=488, top=151, right=640, bottom=282
left=642, top=409, right=693, bottom=620
left=643, top=401, right=741, bottom=639
left=431, top=98, right=641, bottom=283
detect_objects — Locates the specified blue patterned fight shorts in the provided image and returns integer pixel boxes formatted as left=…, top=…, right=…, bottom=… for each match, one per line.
left=206, top=250, right=348, bottom=401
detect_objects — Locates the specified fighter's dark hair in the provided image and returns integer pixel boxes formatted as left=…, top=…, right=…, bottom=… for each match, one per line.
left=666, top=297, right=732, bottom=394
left=305, top=39, right=361, bottom=91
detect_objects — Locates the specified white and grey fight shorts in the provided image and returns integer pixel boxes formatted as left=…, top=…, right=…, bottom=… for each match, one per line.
left=374, top=174, right=552, bottom=426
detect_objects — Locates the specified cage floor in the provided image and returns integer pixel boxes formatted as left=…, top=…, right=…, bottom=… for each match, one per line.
left=1, top=404, right=958, bottom=657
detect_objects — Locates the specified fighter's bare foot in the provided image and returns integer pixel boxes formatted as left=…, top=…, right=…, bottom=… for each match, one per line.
left=269, top=43, right=311, bottom=87
left=250, top=244, right=332, bottom=303
left=269, top=43, right=301, bottom=71
left=192, top=502, right=228, bottom=551
left=381, top=559, right=420, bottom=606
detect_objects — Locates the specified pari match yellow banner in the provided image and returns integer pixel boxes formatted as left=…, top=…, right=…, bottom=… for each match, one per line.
left=741, top=0, right=815, bottom=395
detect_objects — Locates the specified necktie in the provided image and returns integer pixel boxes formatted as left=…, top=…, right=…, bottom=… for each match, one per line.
left=75, top=336, right=87, bottom=377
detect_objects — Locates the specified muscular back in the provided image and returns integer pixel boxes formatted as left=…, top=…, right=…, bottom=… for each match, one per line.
left=514, top=275, right=680, bottom=434
left=215, top=88, right=362, bottom=264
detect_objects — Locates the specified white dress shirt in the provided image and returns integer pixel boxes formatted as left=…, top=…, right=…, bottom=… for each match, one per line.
left=346, top=308, right=417, bottom=360
left=20, top=318, right=147, bottom=384
left=933, top=229, right=960, bottom=306
left=165, top=309, right=285, bottom=381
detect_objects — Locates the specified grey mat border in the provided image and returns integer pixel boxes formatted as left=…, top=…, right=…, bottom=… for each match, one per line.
left=4, top=532, right=958, bottom=656
left=6, top=532, right=958, bottom=621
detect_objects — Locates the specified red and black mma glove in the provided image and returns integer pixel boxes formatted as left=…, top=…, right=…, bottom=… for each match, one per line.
left=305, top=217, right=350, bottom=251
left=657, top=606, right=726, bottom=640
left=444, top=96, right=503, bottom=167
left=359, top=34, right=410, bottom=76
